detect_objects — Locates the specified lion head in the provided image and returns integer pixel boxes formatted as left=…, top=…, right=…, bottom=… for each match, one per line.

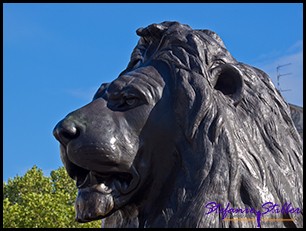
left=53, top=21, right=303, bottom=228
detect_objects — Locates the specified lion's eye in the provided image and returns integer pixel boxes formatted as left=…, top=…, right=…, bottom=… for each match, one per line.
left=107, top=90, right=143, bottom=111
left=109, top=96, right=140, bottom=111
left=125, top=97, right=137, bottom=106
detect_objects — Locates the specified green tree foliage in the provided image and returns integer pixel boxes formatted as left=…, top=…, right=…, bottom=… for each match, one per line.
left=3, top=165, right=101, bottom=228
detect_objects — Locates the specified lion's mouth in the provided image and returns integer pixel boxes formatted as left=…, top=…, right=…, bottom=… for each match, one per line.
left=74, top=167, right=140, bottom=223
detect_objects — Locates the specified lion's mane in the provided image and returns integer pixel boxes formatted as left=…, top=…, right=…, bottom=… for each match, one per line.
left=103, top=22, right=303, bottom=228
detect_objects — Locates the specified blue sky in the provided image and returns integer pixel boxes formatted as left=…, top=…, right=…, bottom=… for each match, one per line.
left=3, top=3, right=303, bottom=181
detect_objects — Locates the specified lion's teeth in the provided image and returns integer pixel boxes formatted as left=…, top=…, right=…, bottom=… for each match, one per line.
left=96, top=183, right=112, bottom=194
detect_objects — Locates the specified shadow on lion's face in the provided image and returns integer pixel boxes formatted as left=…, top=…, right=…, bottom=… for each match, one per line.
left=54, top=21, right=303, bottom=228
left=53, top=63, right=179, bottom=222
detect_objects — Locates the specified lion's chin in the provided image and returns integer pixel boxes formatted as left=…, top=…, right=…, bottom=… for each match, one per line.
left=74, top=168, right=140, bottom=223
left=75, top=186, right=114, bottom=222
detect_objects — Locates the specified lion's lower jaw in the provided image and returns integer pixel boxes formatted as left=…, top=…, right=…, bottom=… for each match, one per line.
left=75, top=187, right=114, bottom=222
left=74, top=166, right=141, bottom=223
left=75, top=186, right=137, bottom=223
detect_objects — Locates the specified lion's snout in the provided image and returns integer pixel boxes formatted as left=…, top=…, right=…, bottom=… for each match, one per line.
left=53, top=98, right=139, bottom=176
left=53, top=98, right=109, bottom=147
left=53, top=117, right=80, bottom=146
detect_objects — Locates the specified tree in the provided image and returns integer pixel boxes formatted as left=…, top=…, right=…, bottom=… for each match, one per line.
left=3, top=165, right=101, bottom=228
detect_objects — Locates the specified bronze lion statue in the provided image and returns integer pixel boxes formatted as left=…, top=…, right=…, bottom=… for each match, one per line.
left=53, top=21, right=303, bottom=228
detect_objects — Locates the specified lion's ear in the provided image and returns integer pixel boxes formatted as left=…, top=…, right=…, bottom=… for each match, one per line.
left=211, top=64, right=244, bottom=106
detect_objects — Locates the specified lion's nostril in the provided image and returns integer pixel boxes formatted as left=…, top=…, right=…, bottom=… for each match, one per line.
left=53, top=119, right=80, bottom=145
left=62, top=126, right=77, bottom=138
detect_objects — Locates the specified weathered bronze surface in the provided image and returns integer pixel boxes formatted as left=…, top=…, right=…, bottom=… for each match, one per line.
left=289, top=104, right=303, bottom=140
left=53, top=21, right=303, bottom=228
